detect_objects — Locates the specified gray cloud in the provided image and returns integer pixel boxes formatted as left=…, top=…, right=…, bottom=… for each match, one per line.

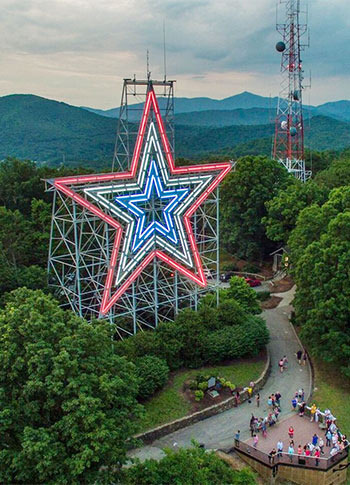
left=0, top=0, right=349, bottom=107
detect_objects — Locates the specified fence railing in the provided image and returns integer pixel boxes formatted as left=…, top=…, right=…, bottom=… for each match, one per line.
left=234, top=439, right=349, bottom=471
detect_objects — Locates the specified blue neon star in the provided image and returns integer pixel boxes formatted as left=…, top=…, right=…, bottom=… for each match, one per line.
left=115, top=159, right=189, bottom=253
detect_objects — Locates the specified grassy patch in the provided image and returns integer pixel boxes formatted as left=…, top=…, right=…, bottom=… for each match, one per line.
left=312, top=357, right=350, bottom=437
left=138, top=356, right=266, bottom=433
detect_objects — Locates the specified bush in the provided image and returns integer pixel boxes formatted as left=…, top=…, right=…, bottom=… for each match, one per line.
left=198, top=381, right=208, bottom=391
left=227, top=276, right=261, bottom=314
left=222, top=262, right=239, bottom=272
left=120, top=444, right=257, bottom=484
left=135, top=356, right=169, bottom=400
left=243, top=263, right=260, bottom=274
left=195, top=390, right=204, bottom=401
left=257, top=291, right=271, bottom=301
left=205, top=316, right=269, bottom=364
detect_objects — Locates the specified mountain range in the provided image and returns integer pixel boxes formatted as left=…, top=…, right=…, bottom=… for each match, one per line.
left=0, top=93, right=349, bottom=167
left=83, top=91, right=350, bottom=124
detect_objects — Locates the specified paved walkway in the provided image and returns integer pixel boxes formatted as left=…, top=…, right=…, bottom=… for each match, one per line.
left=130, top=286, right=312, bottom=462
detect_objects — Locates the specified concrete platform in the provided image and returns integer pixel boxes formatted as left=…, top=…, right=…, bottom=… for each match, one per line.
left=246, top=413, right=332, bottom=457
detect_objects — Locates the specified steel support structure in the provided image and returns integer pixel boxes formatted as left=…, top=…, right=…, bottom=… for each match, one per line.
left=47, top=78, right=222, bottom=338
left=273, top=0, right=311, bottom=181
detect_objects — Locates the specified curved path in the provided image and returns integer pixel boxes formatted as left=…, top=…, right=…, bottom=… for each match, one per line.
left=130, top=287, right=312, bottom=461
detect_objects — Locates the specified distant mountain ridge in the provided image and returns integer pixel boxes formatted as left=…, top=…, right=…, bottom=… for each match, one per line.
left=0, top=94, right=349, bottom=167
left=82, top=91, right=350, bottom=123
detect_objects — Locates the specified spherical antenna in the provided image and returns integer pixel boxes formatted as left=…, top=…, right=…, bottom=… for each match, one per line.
left=276, top=41, right=286, bottom=53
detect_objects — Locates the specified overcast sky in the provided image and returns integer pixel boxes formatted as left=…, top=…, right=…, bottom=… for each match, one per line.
left=1, top=0, right=349, bottom=108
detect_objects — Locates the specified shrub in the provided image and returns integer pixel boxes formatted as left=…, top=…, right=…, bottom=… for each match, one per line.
left=194, top=390, right=204, bottom=401
left=257, top=291, right=271, bottom=301
left=222, top=262, right=239, bottom=272
left=198, top=381, right=208, bottom=391
left=217, top=299, right=247, bottom=326
left=204, top=316, right=269, bottom=364
left=243, top=263, right=260, bottom=274
left=135, top=355, right=169, bottom=400
left=227, top=276, right=261, bottom=314
left=120, top=443, right=257, bottom=484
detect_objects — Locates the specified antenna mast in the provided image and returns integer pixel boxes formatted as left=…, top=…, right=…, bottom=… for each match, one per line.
left=273, top=0, right=311, bottom=181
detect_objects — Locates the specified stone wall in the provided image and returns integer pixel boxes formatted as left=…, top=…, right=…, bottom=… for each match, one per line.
left=134, top=350, right=271, bottom=445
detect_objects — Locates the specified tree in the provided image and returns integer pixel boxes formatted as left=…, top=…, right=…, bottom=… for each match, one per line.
left=226, top=276, right=261, bottom=314
left=314, top=156, right=350, bottom=190
left=220, top=155, right=290, bottom=260
left=121, top=443, right=257, bottom=484
left=291, top=187, right=350, bottom=377
left=264, top=180, right=328, bottom=244
left=0, top=288, right=142, bottom=484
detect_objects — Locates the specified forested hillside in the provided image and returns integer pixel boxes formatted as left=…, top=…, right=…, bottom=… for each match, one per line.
left=1, top=94, right=350, bottom=166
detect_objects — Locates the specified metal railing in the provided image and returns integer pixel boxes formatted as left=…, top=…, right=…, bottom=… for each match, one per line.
left=234, top=439, right=349, bottom=471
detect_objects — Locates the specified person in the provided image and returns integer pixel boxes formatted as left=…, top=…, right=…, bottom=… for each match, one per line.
left=271, top=394, right=276, bottom=406
left=268, top=448, right=277, bottom=464
left=274, top=406, right=280, bottom=421
left=279, top=358, right=284, bottom=373
left=330, top=445, right=339, bottom=461
left=292, top=397, right=297, bottom=410
left=288, top=426, right=294, bottom=439
left=253, top=434, right=258, bottom=448
left=275, top=391, right=281, bottom=407
left=299, top=402, right=305, bottom=417
left=301, top=388, right=305, bottom=401
left=234, top=390, right=240, bottom=407
left=267, top=396, right=272, bottom=407
left=283, top=355, right=288, bottom=370
left=302, top=351, right=307, bottom=365
left=288, top=444, right=294, bottom=462
left=297, top=444, right=302, bottom=455
left=262, top=419, right=267, bottom=438
left=250, top=414, right=255, bottom=437
left=256, top=392, right=260, bottom=408
left=305, top=445, right=311, bottom=463
left=308, top=442, right=315, bottom=455
left=314, top=447, right=320, bottom=466
left=310, top=403, right=317, bottom=422
left=235, top=430, right=240, bottom=442
left=312, top=433, right=318, bottom=447
left=248, top=386, right=253, bottom=399
left=277, top=439, right=283, bottom=458
left=319, top=437, right=325, bottom=455
left=326, top=429, right=332, bottom=447
left=296, top=349, right=302, bottom=364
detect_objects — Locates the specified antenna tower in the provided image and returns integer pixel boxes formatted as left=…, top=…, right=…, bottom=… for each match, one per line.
left=273, top=0, right=311, bottom=181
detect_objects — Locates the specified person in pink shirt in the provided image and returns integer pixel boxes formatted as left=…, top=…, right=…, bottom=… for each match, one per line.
left=305, top=446, right=311, bottom=463
left=314, top=447, right=320, bottom=466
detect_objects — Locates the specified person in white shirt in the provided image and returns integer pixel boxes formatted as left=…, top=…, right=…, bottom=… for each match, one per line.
left=277, top=440, right=283, bottom=457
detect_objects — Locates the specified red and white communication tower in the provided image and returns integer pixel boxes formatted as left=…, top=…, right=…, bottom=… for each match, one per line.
left=273, top=0, right=311, bottom=181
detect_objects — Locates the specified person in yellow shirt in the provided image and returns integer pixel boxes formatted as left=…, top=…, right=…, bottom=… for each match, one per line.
left=310, top=403, right=317, bottom=422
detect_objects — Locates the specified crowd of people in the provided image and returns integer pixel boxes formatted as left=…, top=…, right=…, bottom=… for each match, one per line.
left=249, top=390, right=282, bottom=445
left=268, top=415, right=349, bottom=466
left=237, top=350, right=349, bottom=468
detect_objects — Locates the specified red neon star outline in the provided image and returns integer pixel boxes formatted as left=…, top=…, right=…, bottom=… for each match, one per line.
left=53, top=88, right=231, bottom=315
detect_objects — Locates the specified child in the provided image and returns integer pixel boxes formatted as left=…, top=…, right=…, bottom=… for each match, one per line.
left=288, top=426, right=294, bottom=439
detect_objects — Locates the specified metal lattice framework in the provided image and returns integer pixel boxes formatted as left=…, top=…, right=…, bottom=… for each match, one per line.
left=273, top=0, right=311, bottom=182
left=47, top=80, right=231, bottom=338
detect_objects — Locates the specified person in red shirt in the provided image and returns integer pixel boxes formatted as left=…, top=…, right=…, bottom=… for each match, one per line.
left=288, top=426, right=294, bottom=439
left=314, top=447, right=320, bottom=466
left=305, top=446, right=311, bottom=463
